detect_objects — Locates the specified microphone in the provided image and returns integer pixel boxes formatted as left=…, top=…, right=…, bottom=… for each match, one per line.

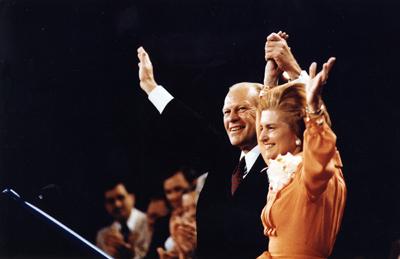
left=2, top=188, right=113, bottom=259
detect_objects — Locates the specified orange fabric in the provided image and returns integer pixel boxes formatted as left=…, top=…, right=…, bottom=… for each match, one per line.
left=259, top=116, right=346, bottom=259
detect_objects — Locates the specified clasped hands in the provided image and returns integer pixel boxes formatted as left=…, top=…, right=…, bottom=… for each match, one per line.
left=262, top=31, right=336, bottom=114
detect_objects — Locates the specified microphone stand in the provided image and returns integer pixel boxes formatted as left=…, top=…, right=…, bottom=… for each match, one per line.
left=2, top=188, right=113, bottom=259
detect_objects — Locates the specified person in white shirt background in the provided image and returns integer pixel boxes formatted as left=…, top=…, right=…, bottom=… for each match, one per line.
left=96, top=181, right=151, bottom=259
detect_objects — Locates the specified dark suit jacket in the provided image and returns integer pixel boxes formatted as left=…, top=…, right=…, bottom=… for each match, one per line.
left=144, top=214, right=171, bottom=259
left=160, top=98, right=269, bottom=259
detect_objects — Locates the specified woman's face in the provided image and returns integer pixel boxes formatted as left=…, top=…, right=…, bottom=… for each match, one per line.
left=257, top=109, right=299, bottom=162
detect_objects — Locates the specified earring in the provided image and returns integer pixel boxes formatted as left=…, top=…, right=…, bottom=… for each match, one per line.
left=295, top=138, right=302, bottom=146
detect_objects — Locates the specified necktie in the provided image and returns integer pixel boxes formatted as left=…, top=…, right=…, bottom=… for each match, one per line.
left=119, top=222, right=134, bottom=259
left=120, top=221, right=130, bottom=243
left=231, top=157, right=247, bottom=195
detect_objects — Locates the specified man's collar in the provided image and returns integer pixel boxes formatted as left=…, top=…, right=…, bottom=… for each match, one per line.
left=114, top=208, right=136, bottom=230
left=240, top=145, right=260, bottom=177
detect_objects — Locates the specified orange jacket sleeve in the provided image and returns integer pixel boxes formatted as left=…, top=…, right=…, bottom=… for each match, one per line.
left=302, top=115, right=343, bottom=197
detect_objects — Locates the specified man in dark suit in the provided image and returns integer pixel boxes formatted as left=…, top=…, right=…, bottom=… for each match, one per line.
left=136, top=32, right=302, bottom=258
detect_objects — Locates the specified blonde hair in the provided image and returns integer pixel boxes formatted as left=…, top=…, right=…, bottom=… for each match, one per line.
left=258, top=82, right=331, bottom=141
left=258, top=82, right=306, bottom=140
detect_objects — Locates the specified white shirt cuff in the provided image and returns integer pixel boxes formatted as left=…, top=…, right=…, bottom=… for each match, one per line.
left=148, top=85, right=174, bottom=114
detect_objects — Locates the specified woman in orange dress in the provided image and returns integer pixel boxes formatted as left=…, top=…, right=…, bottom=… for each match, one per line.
left=256, top=58, right=346, bottom=259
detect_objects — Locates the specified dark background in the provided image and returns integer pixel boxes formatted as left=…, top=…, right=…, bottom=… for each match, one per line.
left=0, top=0, right=399, bottom=258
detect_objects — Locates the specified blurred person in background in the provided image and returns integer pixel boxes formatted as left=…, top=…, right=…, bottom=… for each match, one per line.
left=96, top=181, right=151, bottom=259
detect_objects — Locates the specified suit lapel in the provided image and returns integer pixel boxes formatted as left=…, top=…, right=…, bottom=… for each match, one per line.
left=232, top=155, right=267, bottom=197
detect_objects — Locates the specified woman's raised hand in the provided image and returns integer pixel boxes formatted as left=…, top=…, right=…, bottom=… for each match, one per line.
left=306, top=57, right=336, bottom=112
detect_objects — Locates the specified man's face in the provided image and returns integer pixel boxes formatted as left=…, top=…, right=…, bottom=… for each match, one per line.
left=223, top=85, right=258, bottom=153
left=163, top=172, right=190, bottom=210
left=146, top=199, right=169, bottom=228
left=104, top=183, right=134, bottom=222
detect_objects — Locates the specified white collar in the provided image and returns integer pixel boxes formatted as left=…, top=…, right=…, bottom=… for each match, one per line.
left=113, top=208, right=139, bottom=231
left=240, top=145, right=260, bottom=178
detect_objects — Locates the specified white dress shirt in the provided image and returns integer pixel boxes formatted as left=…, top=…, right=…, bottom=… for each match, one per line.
left=239, top=145, right=260, bottom=178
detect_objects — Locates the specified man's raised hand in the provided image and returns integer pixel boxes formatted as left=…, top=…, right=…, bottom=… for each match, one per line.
left=137, top=46, right=157, bottom=95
